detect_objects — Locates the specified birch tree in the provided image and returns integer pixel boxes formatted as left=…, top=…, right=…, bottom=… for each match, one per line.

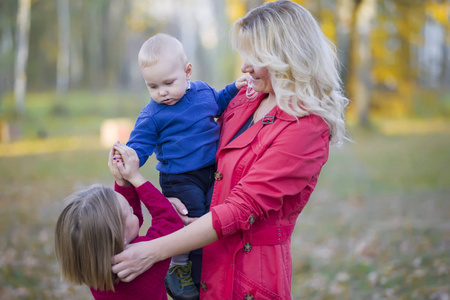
left=353, top=0, right=376, bottom=126
left=14, top=0, right=31, bottom=115
left=57, top=0, right=70, bottom=93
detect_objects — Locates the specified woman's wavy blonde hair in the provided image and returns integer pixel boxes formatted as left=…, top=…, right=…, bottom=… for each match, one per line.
left=231, top=0, right=349, bottom=146
left=54, top=185, right=124, bottom=291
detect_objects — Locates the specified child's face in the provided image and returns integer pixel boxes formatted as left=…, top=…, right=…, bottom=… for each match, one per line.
left=141, top=54, right=192, bottom=106
left=115, top=192, right=139, bottom=244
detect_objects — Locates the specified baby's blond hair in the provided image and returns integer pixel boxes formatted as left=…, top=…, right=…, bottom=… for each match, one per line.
left=138, top=33, right=188, bottom=69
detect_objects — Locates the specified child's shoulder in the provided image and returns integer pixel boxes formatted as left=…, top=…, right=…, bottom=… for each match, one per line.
left=189, top=80, right=212, bottom=91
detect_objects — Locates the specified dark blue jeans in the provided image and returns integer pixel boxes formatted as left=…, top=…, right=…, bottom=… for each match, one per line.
left=159, top=164, right=215, bottom=286
left=159, top=164, right=214, bottom=218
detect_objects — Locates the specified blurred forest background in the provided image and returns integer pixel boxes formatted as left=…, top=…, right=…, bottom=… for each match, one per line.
left=0, top=0, right=449, bottom=299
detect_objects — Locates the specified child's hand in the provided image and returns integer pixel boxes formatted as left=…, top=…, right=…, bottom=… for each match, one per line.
left=108, top=143, right=130, bottom=186
left=235, top=75, right=252, bottom=90
left=113, top=142, right=146, bottom=188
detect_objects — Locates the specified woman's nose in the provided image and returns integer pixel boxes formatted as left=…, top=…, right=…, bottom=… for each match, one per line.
left=241, top=62, right=251, bottom=73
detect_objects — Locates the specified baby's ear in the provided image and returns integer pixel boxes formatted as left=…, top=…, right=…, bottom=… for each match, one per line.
left=185, top=63, right=193, bottom=80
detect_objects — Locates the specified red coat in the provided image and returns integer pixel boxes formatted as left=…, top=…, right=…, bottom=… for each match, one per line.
left=200, top=89, right=330, bottom=299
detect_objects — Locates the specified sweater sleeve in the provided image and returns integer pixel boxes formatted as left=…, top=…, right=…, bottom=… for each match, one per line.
left=216, top=82, right=240, bottom=116
left=135, top=181, right=183, bottom=239
left=126, top=109, right=158, bottom=168
left=114, top=182, right=144, bottom=228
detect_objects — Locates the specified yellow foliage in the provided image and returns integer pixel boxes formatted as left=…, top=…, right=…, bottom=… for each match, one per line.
left=321, top=10, right=337, bottom=42
left=426, top=1, right=450, bottom=27
left=225, top=0, right=247, bottom=22
left=285, top=0, right=306, bottom=6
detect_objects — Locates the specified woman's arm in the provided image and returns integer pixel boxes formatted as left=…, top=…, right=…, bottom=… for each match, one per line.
left=111, top=211, right=217, bottom=282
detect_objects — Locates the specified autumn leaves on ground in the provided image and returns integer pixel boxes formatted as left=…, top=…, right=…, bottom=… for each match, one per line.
left=0, top=92, right=449, bottom=299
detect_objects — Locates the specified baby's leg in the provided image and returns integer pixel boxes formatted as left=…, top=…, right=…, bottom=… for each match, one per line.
left=160, top=172, right=208, bottom=300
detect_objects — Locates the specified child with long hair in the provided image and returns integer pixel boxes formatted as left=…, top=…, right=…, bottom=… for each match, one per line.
left=55, top=142, right=183, bottom=299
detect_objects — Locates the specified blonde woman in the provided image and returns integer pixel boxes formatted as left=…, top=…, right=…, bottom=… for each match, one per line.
left=55, top=143, right=183, bottom=299
left=111, top=1, right=349, bottom=299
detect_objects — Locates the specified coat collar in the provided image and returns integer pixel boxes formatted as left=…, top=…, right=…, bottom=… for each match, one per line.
left=219, top=92, right=298, bottom=150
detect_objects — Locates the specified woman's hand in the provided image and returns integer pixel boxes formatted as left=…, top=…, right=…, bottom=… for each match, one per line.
left=113, top=142, right=146, bottom=188
left=108, top=144, right=129, bottom=187
left=111, top=241, right=158, bottom=282
left=112, top=212, right=218, bottom=282
left=167, top=197, right=198, bottom=226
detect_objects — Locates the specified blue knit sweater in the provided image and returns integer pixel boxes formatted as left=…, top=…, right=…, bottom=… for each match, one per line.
left=127, top=80, right=239, bottom=174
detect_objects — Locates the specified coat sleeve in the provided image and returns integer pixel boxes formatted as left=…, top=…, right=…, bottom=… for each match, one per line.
left=211, top=117, right=330, bottom=238
left=126, top=111, right=158, bottom=168
left=135, top=181, right=184, bottom=239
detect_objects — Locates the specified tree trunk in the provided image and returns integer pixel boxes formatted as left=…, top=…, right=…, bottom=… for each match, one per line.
left=336, top=0, right=354, bottom=86
left=70, top=0, right=83, bottom=88
left=57, top=0, right=70, bottom=93
left=14, top=0, right=31, bottom=116
left=349, top=0, right=375, bottom=127
left=0, top=2, right=14, bottom=101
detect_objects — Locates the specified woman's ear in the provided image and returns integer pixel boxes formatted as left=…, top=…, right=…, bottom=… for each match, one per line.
left=185, top=63, right=193, bottom=80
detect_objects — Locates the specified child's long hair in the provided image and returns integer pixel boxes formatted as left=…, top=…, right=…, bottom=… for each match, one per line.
left=231, top=0, right=350, bottom=146
left=54, top=185, right=124, bottom=291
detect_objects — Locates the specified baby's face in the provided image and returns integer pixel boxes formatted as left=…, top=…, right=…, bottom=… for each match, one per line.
left=141, top=54, right=191, bottom=106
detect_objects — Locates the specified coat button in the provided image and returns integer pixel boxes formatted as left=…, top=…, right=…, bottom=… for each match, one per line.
left=200, top=281, right=207, bottom=291
left=244, top=242, right=252, bottom=252
left=244, top=295, right=254, bottom=300
left=214, top=171, right=223, bottom=181
left=248, top=215, right=255, bottom=225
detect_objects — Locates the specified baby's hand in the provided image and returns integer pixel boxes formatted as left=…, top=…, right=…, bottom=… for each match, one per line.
left=235, top=75, right=252, bottom=90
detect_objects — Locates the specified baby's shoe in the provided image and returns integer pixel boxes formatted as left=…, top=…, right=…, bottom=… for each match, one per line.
left=165, top=261, right=199, bottom=300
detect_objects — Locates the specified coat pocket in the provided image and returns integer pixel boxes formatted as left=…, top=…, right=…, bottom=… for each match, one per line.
left=233, top=269, right=283, bottom=300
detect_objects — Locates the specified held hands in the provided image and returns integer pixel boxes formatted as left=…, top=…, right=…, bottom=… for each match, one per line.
left=235, top=75, right=253, bottom=90
left=108, top=145, right=129, bottom=186
left=109, top=142, right=146, bottom=188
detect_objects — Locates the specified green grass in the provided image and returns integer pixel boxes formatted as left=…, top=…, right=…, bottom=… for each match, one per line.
left=0, top=91, right=146, bottom=139
left=0, top=92, right=449, bottom=299
left=291, top=127, right=450, bottom=299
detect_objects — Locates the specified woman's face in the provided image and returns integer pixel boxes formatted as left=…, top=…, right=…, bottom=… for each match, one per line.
left=240, top=60, right=274, bottom=95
